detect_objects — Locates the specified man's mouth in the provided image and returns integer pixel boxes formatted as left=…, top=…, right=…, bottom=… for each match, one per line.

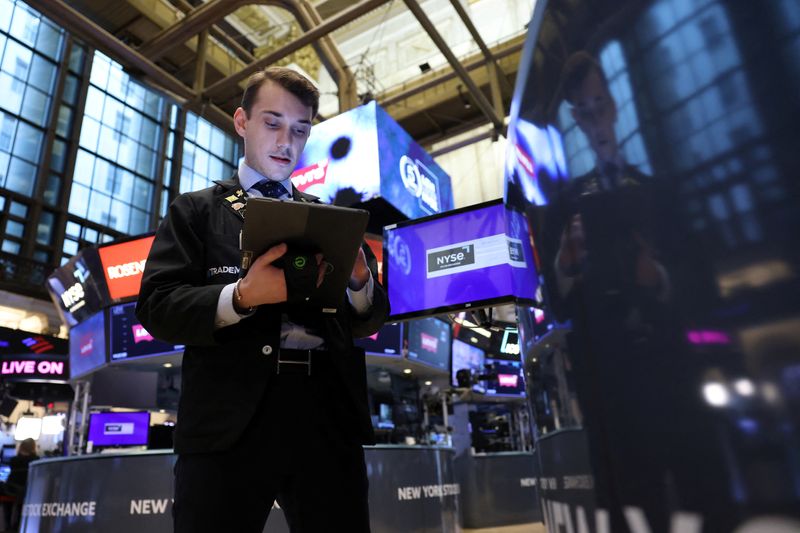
left=269, top=155, right=292, bottom=165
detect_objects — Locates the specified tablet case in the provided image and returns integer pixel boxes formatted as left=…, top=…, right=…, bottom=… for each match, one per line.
left=240, top=198, right=370, bottom=312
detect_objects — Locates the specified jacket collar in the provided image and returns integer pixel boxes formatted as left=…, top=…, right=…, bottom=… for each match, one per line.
left=213, top=174, right=320, bottom=220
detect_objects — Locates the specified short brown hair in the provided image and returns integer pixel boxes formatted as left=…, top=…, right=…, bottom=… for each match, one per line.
left=241, top=66, right=320, bottom=119
left=560, top=51, right=609, bottom=105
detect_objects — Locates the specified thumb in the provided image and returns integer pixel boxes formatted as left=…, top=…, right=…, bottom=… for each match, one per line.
left=253, top=243, right=288, bottom=267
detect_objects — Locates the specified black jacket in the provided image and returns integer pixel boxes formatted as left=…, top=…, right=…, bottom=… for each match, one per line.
left=136, top=176, right=389, bottom=453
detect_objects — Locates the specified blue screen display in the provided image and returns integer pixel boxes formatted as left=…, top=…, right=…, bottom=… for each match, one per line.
left=292, top=102, right=453, bottom=219
left=69, top=309, right=106, bottom=379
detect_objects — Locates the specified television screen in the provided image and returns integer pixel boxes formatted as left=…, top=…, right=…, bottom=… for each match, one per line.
left=88, top=411, right=150, bottom=447
left=69, top=309, right=107, bottom=379
left=384, top=199, right=538, bottom=320
left=489, top=328, right=522, bottom=361
left=355, top=322, right=403, bottom=356
left=109, top=302, right=183, bottom=360
left=485, top=358, right=526, bottom=397
left=406, top=317, right=451, bottom=371
left=451, top=338, right=486, bottom=387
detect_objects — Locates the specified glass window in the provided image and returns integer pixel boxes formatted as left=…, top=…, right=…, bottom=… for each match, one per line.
left=67, top=183, right=90, bottom=218
left=35, top=210, right=53, bottom=244
left=2, top=239, right=20, bottom=254
left=27, top=53, right=55, bottom=92
left=12, top=120, right=42, bottom=162
left=8, top=200, right=26, bottom=217
left=62, top=238, right=77, bottom=256
left=5, top=156, right=35, bottom=195
left=0, top=72, right=24, bottom=114
left=68, top=44, right=85, bottom=74
left=21, top=85, right=49, bottom=126
left=55, top=104, right=72, bottom=137
left=43, top=174, right=60, bottom=206
left=65, top=221, right=80, bottom=237
left=5, top=219, right=23, bottom=237
left=9, top=3, right=38, bottom=46
left=62, top=73, right=78, bottom=105
left=35, top=20, right=61, bottom=60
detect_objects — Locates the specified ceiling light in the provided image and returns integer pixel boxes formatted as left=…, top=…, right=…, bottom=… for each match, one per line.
left=403, top=368, right=412, bottom=374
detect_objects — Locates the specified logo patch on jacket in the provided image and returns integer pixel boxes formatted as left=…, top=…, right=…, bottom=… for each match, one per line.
left=208, top=266, right=240, bottom=277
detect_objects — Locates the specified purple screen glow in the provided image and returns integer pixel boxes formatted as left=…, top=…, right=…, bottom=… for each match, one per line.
left=88, top=411, right=150, bottom=447
left=385, top=202, right=538, bottom=320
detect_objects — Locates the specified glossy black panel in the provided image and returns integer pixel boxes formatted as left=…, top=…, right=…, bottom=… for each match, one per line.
left=507, top=0, right=800, bottom=530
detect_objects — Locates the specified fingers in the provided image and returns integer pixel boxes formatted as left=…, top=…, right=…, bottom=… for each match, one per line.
left=253, top=243, right=288, bottom=267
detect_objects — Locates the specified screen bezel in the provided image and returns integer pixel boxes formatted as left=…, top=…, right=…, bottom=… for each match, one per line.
left=87, top=411, right=150, bottom=447
left=450, top=337, right=487, bottom=387
left=383, top=198, right=535, bottom=322
left=68, top=308, right=108, bottom=380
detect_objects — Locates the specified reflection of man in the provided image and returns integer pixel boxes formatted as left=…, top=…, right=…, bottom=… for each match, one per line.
left=553, top=52, right=668, bottom=323
left=137, top=67, right=389, bottom=533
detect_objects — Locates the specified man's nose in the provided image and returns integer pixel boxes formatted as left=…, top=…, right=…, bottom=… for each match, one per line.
left=275, top=126, right=290, bottom=147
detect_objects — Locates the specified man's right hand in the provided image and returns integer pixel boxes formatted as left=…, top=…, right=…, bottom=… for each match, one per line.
left=236, top=243, right=289, bottom=307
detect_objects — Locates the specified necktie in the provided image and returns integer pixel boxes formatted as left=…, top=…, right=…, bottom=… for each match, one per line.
left=252, top=180, right=287, bottom=199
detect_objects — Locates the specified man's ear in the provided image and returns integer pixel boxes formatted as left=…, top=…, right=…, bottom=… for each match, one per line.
left=233, top=107, right=247, bottom=137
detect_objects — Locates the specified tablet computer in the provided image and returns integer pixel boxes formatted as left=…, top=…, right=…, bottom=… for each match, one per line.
left=241, top=198, right=370, bottom=312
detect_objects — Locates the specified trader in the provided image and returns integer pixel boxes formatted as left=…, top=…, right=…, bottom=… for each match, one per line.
left=136, top=66, right=389, bottom=533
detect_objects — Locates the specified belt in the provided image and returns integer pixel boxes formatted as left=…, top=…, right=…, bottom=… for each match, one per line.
left=275, top=348, right=328, bottom=376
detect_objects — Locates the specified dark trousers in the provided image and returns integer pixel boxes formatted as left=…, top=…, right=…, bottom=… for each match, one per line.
left=173, top=358, right=371, bottom=533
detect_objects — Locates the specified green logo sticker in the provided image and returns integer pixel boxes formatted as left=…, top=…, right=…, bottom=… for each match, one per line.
left=293, top=256, right=307, bottom=270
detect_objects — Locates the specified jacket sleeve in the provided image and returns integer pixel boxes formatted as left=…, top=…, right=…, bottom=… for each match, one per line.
left=135, top=193, right=224, bottom=346
left=349, top=241, right=390, bottom=339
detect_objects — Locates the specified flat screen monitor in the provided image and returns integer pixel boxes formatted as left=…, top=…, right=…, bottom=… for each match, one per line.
left=109, top=302, right=183, bottom=360
left=451, top=338, right=486, bottom=387
left=485, top=358, right=526, bottom=397
left=488, top=328, right=522, bottom=361
left=384, top=199, right=538, bottom=320
left=1, top=444, right=16, bottom=462
left=88, top=411, right=150, bottom=447
left=0, top=464, right=9, bottom=483
left=355, top=322, right=403, bottom=356
left=377, top=403, right=394, bottom=429
left=406, top=317, right=451, bottom=371
left=69, top=309, right=107, bottom=379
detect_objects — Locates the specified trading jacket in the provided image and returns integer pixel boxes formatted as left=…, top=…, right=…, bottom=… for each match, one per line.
left=136, top=175, right=389, bottom=453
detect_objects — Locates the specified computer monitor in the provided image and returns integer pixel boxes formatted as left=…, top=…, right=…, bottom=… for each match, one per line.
left=354, top=322, right=403, bottom=356
left=377, top=403, right=395, bottom=429
left=109, top=302, right=183, bottom=360
left=0, top=465, right=9, bottom=483
left=406, top=317, right=451, bottom=371
left=451, top=338, right=486, bottom=388
left=1, top=444, right=16, bottom=462
left=384, top=199, right=538, bottom=321
left=484, top=358, right=526, bottom=397
left=87, top=411, right=150, bottom=447
left=69, top=309, right=107, bottom=379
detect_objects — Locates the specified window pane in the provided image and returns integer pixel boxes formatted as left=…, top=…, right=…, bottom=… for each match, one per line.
left=84, top=86, right=104, bottom=120
left=68, top=44, right=85, bottom=74
left=116, top=168, right=134, bottom=200
left=0, top=72, right=24, bottom=115
left=5, top=156, right=36, bottom=195
left=0, top=0, right=12, bottom=33
left=2, top=39, right=32, bottom=80
left=79, top=116, right=100, bottom=152
left=97, top=125, right=118, bottom=160
left=87, top=190, right=111, bottom=225
left=56, top=104, right=73, bottom=138
left=13, top=121, right=43, bottom=163
left=129, top=207, right=148, bottom=234
left=50, top=139, right=66, bottom=173
left=109, top=200, right=130, bottom=232
left=28, top=54, right=56, bottom=92
left=9, top=201, right=26, bottom=217
left=62, top=74, right=79, bottom=105
left=43, top=174, right=60, bottom=206
left=65, top=221, right=80, bottom=237
left=5, top=219, right=23, bottom=238
left=133, top=177, right=152, bottom=209
left=2, top=239, right=20, bottom=254
left=35, top=21, right=62, bottom=60
left=36, top=210, right=54, bottom=244
left=67, top=183, right=90, bottom=217
left=0, top=111, right=16, bottom=152
left=62, top=238, right=78, bottom=256
left=93, top=157, right=114, bottom=193
left=21, top=85, right=49, bottom=126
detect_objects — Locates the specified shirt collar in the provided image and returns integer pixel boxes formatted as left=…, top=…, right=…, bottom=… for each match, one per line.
left=238, top=159, right=293, bottom=198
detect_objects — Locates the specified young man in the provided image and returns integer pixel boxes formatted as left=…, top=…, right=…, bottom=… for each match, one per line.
left=136, top=67, right=389, bottom=533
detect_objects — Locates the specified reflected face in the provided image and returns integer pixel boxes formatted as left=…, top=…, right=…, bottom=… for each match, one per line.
left=570, top=70, right=619, bottom=164
left=233, top=81, right=312, bottom=182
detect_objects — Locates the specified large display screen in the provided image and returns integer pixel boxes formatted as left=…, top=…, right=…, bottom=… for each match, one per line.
left=109, top=302, right=183, bottom=360
left=451, top=338, right=485, bottom=387
left=384, top=199, right=538, bottom=320
left=69, top=310, right=106, bottom=379
left=87, top=411, right=150, bottom=447
left=98, top=235, right=154, bottom=300
left=485, top=358, right=526, bottom=397
left=406, top=317, right=451, bottom=371
left=292, top=102, right=453, bottom=219
left=47, top=250, right=108, bottom=327
left=355, top=322, right=403, bottom=357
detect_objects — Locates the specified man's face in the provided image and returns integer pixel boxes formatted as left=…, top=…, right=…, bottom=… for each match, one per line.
left=233, top=80, right=313, bottom=182
left=570, top=70, right=619, bottom=164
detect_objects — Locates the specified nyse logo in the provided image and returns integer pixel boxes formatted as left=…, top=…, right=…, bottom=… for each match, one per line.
left=60, top=282, right=85, bottom=309
left=399, top=155, right=440, bottom=214
left=427, top=245, right=475, bottom=274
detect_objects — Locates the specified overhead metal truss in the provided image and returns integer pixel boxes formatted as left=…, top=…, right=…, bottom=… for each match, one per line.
left=24, top=0, right=521, bottom=144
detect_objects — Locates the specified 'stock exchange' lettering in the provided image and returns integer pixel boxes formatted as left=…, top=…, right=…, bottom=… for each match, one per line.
left=107, top=260, right=146, bottom=280
left=399, top=155, right=440, bottom=214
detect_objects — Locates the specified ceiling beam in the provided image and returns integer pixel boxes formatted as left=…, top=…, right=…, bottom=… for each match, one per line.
left=202, top=0, right=392, bottom=99
left=401, top=0, right=504, bottom=132
left=138, top=0, right=250, bottom=60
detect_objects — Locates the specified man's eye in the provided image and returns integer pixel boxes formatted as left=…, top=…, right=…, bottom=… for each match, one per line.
left=266, top=122, right=278, bottom=128
left=294, top=129, right=308, bottom=136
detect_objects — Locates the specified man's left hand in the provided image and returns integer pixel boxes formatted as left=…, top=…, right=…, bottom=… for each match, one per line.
left=349, top=247, right=370, bottom=290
